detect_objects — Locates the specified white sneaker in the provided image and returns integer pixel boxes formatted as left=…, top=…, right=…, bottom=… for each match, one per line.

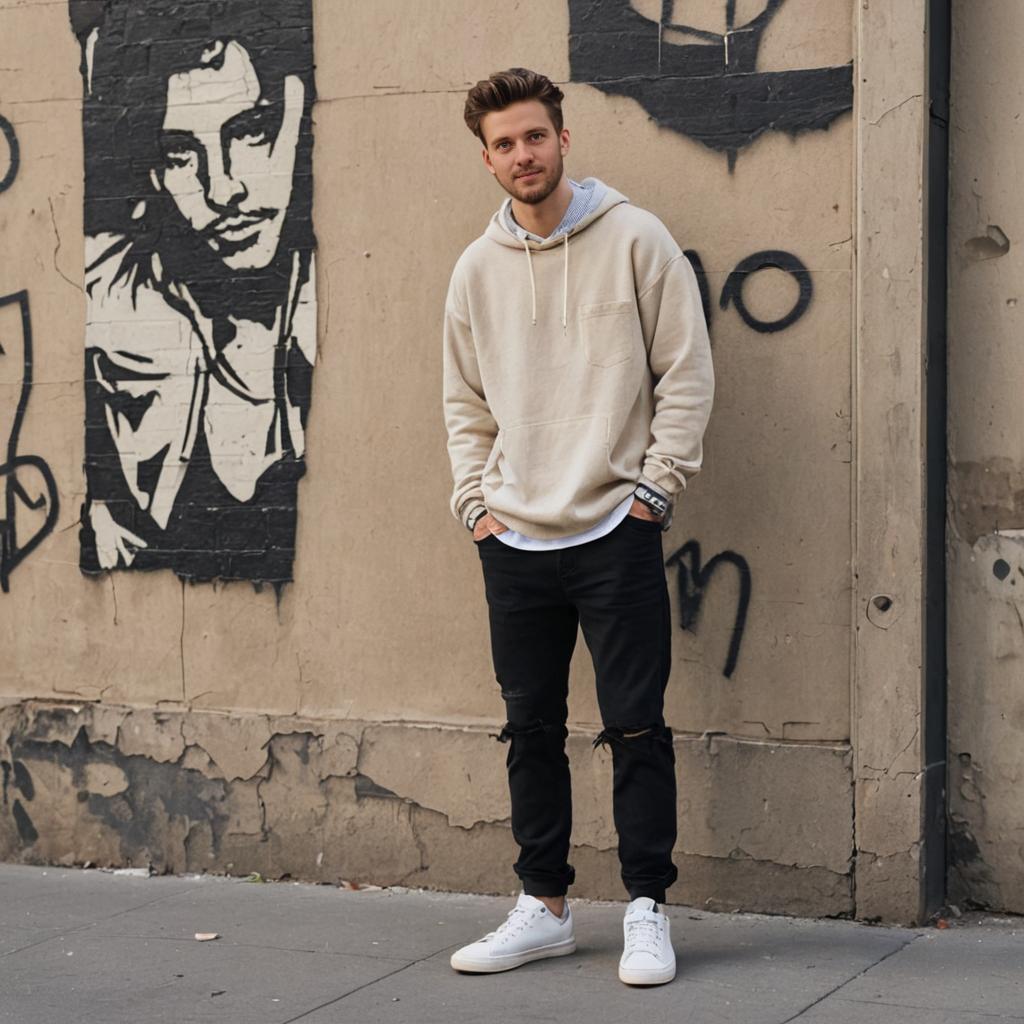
left=618, top=897, right=676, bottom=985
left=450, top=893, right=576, bottom=973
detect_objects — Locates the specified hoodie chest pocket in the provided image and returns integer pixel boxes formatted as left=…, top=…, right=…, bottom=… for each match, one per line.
left=579, top=300, right=641, bottom=368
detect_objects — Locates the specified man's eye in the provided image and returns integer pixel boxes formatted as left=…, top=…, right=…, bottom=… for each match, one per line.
left=227, top=107, right=278, bottom=148
left=162, top=148, right=195, bottom=169
left=235, top=129, right=270, bottom=147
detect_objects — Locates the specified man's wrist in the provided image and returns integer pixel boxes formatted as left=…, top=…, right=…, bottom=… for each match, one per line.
left=633, top=483, right=670, bottom=519
left=465, top=505, right=487, bottom=532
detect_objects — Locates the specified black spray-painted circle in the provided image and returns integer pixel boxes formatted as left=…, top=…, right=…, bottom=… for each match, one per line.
left=0, top=115, right=19, bottom=194
left=719, top=250, right=813, bottom=334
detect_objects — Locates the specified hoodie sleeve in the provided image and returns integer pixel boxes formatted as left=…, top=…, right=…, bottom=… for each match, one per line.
left=636, top=253, right=715, bottom=499
left=442, top=292, right=498, bottom=529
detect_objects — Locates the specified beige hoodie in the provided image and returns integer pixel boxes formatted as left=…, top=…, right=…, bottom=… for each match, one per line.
left=443, top=182, right=713, bottom=540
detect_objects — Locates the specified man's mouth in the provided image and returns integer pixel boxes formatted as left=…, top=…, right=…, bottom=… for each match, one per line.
left=208, top=211, right=273, bottom=242
left=515, top=170, right=542, bottom=181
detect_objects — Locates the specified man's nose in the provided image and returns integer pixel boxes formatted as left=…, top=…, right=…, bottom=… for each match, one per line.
left=513, top=141, right=535, bottom=165
left=205, top=145, right=247, bottom=208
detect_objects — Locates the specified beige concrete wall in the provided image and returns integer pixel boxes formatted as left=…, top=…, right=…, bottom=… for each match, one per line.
left=0, top=0, right=936, bottom=921
left=851, top=0, right=939, bottom=925
left=947, top=0, right=1024, bottom=914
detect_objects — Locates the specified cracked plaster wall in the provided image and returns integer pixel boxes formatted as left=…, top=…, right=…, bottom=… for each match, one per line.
left=946, top=0, right=1024, bottom=914
left=0, top=701, right=853, bottom=916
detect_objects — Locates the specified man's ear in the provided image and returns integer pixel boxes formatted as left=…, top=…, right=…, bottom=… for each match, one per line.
left=560, top=128, right=570, bottom=157
left=481, top=146, right=496, bottom=177
left=149, top=168, right=164, bottom=192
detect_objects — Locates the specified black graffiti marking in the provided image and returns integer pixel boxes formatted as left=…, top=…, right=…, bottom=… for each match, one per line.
left=666, top=539, right=752, bottom=679
left=683, top=249, right=712, bottom=331
left=12, top=800, right=38, bottom=843
left=0, top=115, right=18, bottom=194
left=683, top=248, right=812, bottom=336
left=719, top=250, right=812, bottom=333
left=568, top=0, right=853, bottom=171
left=2, top=759, right=38, bottom=845
left=1, top=292, right=60, bottom=594
left=12, top=759, right=34, bottom=800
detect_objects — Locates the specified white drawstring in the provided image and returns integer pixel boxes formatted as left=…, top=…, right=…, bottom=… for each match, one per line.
left=562, top=233, right=570, bottom=330
left=522, top=232, right=571, bottom=330
left=522, top=238, right=537, bottom=326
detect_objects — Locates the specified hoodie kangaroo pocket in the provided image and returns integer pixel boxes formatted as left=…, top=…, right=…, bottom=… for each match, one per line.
left=498, top=415, right=610, bottom=524
left=579, top=300, right=640, bottom=368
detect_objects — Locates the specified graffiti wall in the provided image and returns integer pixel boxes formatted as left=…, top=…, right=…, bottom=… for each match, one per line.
left=1, top=83, right=60, bottom=595
left=72, top=0, right=317, bottom=585
left=0, top=0, right=944, bottom=922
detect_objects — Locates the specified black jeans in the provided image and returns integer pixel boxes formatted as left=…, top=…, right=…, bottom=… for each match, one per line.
left=477, top=514, right=678, bottom=903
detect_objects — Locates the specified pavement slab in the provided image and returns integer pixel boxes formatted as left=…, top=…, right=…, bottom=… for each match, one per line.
left=804, top=922, right=1023, bottom=1020
left=0, top=865, right=1019, bottom=1024
left=796, top=1001, right=1024, bottom=1024
left=1, top=934, right=401, bottom=1024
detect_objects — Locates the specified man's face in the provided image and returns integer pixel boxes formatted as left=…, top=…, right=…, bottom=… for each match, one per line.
left=151, top=40, right=303, bottom=271
left=480, top=100, right=569, bottom=205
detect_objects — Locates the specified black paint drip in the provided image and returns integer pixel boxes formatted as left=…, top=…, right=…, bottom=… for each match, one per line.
left=568, top=0, right=853, bottom=171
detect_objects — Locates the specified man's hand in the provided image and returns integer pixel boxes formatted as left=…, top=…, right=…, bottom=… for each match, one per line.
left=627, top=497, right=664, bottom=522
left=473, top=512, right=509, bottom=541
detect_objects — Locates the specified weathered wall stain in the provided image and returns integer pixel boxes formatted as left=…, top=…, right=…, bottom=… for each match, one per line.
left=948, top=458, right=1024, bottom=546
left=568, top=0, right=854, bottom=170
left=71, top=0, right=318, bottom=586
left=946, top=0, right=1024, bottom=915
left=0, top=291, right=60, bottom=593
left=947, top=753, right=999, bottom=906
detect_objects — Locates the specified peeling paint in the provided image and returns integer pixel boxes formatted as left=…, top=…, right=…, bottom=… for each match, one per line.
left=181, top=714, right=272, bottom=782
left=949, top=459, right=1024, bottom=546
left=0, top=701, right=855, bottom=914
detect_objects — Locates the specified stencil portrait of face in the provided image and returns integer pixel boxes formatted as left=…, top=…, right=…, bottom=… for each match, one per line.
left=72, top=0, right=318, bottom=586
left=149, top=40, right=304, bottom=272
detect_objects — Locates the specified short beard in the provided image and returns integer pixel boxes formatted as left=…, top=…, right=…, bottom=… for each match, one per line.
left=512, top=171, right=560, bottom=205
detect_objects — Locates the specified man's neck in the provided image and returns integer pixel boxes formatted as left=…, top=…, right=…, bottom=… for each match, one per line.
left=511, top=175, right=573, bottom=240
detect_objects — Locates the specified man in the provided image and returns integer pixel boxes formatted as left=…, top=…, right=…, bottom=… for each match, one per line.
left=442, top=68, right=714, bottom=986
left=74, top=0, right=316, bottom=584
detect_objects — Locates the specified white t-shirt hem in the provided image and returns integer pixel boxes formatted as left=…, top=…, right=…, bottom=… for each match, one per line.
left=494, top=494, right=635, bottom=551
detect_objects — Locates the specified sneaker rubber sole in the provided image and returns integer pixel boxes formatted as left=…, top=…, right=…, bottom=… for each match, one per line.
left=618, top=960, right=676, bottom=986
left=450, top=937, right=577, bottom=973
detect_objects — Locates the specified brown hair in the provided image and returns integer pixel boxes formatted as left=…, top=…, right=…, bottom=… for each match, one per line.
left=464, top=68, right=564, bottom=144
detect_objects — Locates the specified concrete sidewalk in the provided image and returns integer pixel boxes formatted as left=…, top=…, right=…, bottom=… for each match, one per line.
left=0, top=864, right=1019, bottom=1024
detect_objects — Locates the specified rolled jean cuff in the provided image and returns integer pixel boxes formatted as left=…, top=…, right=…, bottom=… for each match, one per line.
left=520, top=865, right=575, bottom=898
left=625, top=864, right=678, bottom=906
left=628, top=887, right=668, bottom=904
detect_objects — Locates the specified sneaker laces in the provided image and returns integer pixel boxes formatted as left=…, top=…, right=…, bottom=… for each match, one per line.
left=483, top=903, right=537, bottom=943
left=624, top=914, right=664, bottom=957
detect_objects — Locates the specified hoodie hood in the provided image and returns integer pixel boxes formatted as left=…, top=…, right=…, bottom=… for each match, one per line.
left=483, top=179, right=629, bottom=327
left=485, top=178, right=629, bottom=251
